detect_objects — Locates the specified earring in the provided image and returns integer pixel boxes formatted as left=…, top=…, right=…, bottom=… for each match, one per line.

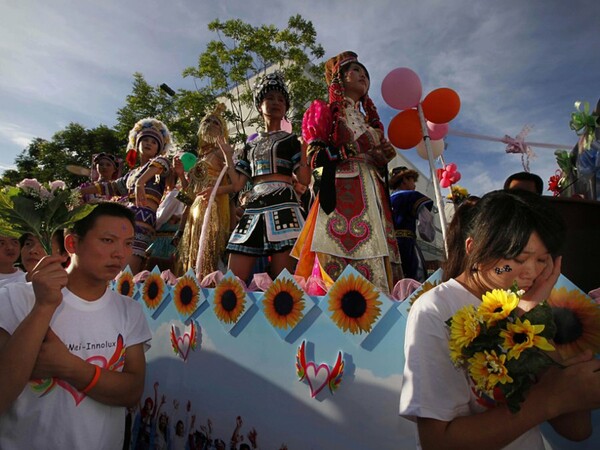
left=494, top=265, right=512, bottom=275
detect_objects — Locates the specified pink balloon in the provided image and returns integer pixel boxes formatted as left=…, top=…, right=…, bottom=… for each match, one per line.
left=416, top=139, right=445, bottom=160
left=381, top=67, right=423, bottom=110
left=281, top=118, right=292, bottom=133
left=426, top=121, right=448, bottom=140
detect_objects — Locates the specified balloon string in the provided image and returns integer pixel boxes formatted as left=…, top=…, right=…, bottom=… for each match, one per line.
left=447, top=129, right=570, bottom=149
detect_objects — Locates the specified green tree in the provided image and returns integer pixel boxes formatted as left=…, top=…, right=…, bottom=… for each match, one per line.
left=0, top=124, right=122, bottom=188
left=114, top=73, right=212, bottom=154
left=182, top=14, right=327, bottom=144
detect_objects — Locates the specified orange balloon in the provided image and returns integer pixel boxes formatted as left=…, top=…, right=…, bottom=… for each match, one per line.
left=387, top=109, right=423, bottom=149
left=422, top=88, right=461, bottom=124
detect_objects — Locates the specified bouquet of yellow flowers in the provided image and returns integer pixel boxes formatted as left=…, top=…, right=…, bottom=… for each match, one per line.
left=446, top=286, right=557, bottom=412
left=447, top=184, right=469, bottom=205
left=0, top=178, right=96, bottom=255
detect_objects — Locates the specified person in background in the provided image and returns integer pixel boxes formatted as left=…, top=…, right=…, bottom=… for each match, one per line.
left=18, top=230, right=70, bottom=278
left=80, top=152, right=123, bottom=203
left=220, top=72, right=311, bottom=284
left=78, top=118, right=173, bottom=274
left=503, top=171, right=544, bottom=195
left=0, top=202, right=151, bottom=449
left=292, top=51, right=401, bottom=294
left=389, top=166, right=435, bottom=282
left=399, top=190, right=600, bottom=449
left=0, top=235, right=25, bottom=287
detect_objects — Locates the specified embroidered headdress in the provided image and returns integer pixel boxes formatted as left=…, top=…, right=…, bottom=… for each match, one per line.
left=126, top=118, right=173, bottom=168
left=198, top=103, right=229, bottom=149
left=254, top=72, right=290, bottom=112
left=323, top=51, right=383, bottom=148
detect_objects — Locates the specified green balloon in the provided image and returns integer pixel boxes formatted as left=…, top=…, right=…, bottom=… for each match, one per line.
left=180, top=152, right=197, bottom=172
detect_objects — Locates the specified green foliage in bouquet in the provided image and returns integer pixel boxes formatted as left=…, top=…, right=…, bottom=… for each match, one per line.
left=0, top=179, right=96, bottom=255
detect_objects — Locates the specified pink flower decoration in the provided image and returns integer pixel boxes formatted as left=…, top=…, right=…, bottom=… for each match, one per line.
left=49, top=180, right=67, bottom=192
left=16, top=178, right=42, bottom=192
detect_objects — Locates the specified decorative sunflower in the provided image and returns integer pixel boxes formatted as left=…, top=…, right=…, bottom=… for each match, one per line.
left=479, top=289, right=519, bottom=326
left=548, top=287, right=600, bottom=360
left=213, top=277, right=246, bottom=324
left=499, top=317, right=555, bottom=360
left=327, top=273, right=382, bottom=334
left=116, top=271, right=135, bottom=297
left=448, top=305, right=480, bottom=364
left=142, top=272, right=165, bottom=309
left=468, top=350, right=513, bottom=394
left=173, top=275, right=201, bottom=316
left=263, top=278, right=305, bottom=329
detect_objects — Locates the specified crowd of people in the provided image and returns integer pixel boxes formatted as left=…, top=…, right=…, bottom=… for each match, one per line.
left=0, top=50, right=599, bottom=449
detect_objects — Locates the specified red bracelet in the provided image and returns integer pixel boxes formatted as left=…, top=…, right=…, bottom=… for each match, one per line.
left=81, top=365, right=101, bottom=394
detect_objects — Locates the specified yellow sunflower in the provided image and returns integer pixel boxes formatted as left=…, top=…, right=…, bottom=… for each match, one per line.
left=409, top=280, right=440, bottom=306
left=479, top=289, right=519, bottom=326
left=263, top=278, right=305, bottom=329
left=173, top=275, right=200, bottom=316
left=500, top=317, right=555, bottom=360
left=468, top=350, right=513, bottom=394
left=142, top=273, right=165, bottom=309
left=213, top=277, right=246, bottom=324
left=548, top=287, right=600, bottom=360
left=115, top=271, right=134, bottom=297
left=448, top=305, right=481, bottom=364
left=328, top=273, right=382, bottom=334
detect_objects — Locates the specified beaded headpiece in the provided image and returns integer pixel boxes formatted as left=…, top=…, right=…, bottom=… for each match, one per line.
left=126, top=118, right=173, bottom=168
left=254, top=72, right=290, bottom=112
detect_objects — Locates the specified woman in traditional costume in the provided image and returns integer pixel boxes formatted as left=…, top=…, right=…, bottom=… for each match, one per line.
left=174, top=104, right=234, bottom=279
left=220, top=72, right=311, bottom=283
left=292, top=51, right=401, bottom=294
left=79, top=118, right=173, bottom=274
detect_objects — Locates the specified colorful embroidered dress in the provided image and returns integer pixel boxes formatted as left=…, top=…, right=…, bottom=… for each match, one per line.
left=226, top=131, right=305, bottom=256
left=98, top=156, right=170, bottom=257
left=292, top=98, right=401, bottom=293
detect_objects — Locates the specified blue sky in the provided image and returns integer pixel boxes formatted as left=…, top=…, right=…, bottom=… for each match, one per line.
left=1, top=0, right=598, bottom=197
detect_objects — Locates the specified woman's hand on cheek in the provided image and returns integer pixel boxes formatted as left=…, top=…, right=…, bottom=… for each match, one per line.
left=520, top=256, right=562, bottom=311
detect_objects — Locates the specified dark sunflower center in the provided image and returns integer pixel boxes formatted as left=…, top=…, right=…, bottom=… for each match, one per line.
left=552, top=307, right=583, bottom=344
left=221, top=289, right=238, bottom=312
left=179, top=286, right=194, bottom=306
left=120, top=280, right=131, bottom=295
left=513, top=333, right=528, bottom=344
left=274, top=292, right=294, bottom=316
left=147, top=281, right=159, bottom=299
left=494, top=307, right=503, bottom=313
left=341, top=290, right=367, bottom=318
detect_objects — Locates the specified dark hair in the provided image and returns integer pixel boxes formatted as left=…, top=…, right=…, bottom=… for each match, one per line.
left=461, top=190, right=565, bottom=282
left=503, top=171, right=544, bottom=195
left=442, top=196, right=480, bottom=281
left=240, top=444, right=251, bottom=450
left=67, top=202, right=135, bottom=238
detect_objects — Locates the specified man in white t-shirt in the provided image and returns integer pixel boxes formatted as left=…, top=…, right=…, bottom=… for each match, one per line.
left=0, top=202, right=152, bottom=449
left=0, top=234, right=26, bottom=288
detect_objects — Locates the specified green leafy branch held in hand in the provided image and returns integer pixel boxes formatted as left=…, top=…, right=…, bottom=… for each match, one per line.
left=0, top=179, right=96, bottom=255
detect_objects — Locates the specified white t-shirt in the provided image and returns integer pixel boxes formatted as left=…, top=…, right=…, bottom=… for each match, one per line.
left=398, top=278, right=544, bottom=450
left=0, top=269, right=26, bottom=288
left=0, top=283, right=152, bottom=450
